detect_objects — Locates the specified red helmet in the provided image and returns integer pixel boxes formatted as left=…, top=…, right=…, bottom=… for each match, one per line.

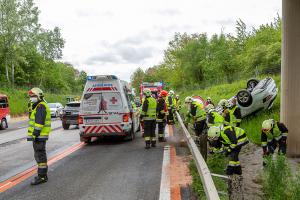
left=160, top=90, right=168, bottom=97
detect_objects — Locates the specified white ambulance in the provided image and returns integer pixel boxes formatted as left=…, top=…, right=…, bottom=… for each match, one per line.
left=78, top=75, right=140, bottom=143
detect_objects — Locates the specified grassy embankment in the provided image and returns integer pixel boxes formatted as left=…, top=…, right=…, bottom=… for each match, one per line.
left=180, top=75, right=281, bottom=199
left=0, top=87, right=70, bottom=116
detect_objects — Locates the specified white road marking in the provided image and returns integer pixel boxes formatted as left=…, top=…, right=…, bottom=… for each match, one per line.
left=159, top=145, right=171, bottom=200
left=165, top=125, right=169, bottom=138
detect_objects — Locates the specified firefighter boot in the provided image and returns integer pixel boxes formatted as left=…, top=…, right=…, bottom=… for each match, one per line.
left=31, top=175, right=48, bottom=185
left=151, top=140, right=156, bottom=147
left=145, top=141, right=151, bottom=149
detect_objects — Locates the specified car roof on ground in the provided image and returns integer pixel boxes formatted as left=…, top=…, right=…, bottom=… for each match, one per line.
left=0, top=94, right=7, bottom=98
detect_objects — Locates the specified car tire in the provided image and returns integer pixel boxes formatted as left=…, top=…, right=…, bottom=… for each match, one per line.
left=237, top=89, right=253, bottom=107
left=125, top=125, right=135, bottom=141
left=247, top=79, right=259, bottom=91
left=62, top=123, right=70, bottom=130
left=0, top=119, right=7, bottom=130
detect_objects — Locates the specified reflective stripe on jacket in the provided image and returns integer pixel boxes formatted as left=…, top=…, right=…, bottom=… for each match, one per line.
left=220, top=126, right=248, bottom=150
left=27, top=101, right=51, bottom=141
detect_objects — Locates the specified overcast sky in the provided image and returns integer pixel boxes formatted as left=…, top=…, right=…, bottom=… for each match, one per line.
left=35, top=0, right=281, bottom=81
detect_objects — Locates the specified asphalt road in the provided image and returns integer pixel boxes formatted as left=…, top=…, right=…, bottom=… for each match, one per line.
left=0, top=121, right=165, bottom=200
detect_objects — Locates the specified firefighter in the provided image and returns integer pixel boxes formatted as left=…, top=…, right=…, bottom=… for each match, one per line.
left=140, top=88, right=157, bottom=149
left=166, top=90, right=176, bottom=124
left=228, top=98, right=242, bottom=127
left=175, top=95, right=182, bottom=112
left=208, top=126, right=249, bottom=175
left=205, top=97, right=215, bottom=107
left=218, top=99, right=231, bottom=126
left=206, top=104, right=224, bottom=127
left=261, top=119, right=288, bottom=165
left=184, top=96, right=207, bottom=136
left=27, top=88, right=51, bottom=185
left=156, top=90, right=168, bottom=142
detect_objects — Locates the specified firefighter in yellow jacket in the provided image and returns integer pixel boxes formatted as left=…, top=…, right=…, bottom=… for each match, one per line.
left=140, top=88, right=157, bottom=149
left=27, top=88, right=51, bottom=185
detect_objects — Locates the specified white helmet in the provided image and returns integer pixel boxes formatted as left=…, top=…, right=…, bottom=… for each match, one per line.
left=143, top=88, right=152, bottom=97
left=208, top=126, right=221, bottom=140
left=218, top=99, right=230, bottom=108
left=262, top=119, right=275, bottom=133
left=28, top=87, right=44, bottom=100
left=205, top=104, right=215, bottom=113
left=184, top=96, right=193, bottom=103
left=169, top=90, right=175, bottom=96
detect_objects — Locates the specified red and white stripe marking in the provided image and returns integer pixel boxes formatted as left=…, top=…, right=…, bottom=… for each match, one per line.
left=87, top=87, right=118, bottom=92
left=84, top=125, right=123, bottom=134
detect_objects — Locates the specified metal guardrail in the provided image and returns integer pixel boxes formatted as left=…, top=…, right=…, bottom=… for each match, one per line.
left=175, top=111, right=220, bottom=200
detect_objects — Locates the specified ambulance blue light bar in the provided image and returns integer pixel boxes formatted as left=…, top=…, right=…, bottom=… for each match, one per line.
left=87, top=75, right=118, bottom=81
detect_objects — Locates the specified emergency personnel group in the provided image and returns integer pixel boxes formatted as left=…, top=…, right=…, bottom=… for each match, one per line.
left=139, top=88, right=288, bottom=176
left=26, top=87, right=288, bottom=185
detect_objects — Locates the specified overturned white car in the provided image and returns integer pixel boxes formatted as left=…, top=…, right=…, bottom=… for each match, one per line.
left=229, top=77, right=278, bottom=117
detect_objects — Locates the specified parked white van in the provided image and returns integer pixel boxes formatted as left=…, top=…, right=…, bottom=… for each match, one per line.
left=78, top=75, right=140, bottom=143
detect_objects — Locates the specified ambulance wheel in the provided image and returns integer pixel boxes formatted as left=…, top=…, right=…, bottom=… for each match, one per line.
left=0, top=119, right=7, bottom=130
left=80, top=136, right=91, bottom=144
left=125, top=126, right=135, bottom=141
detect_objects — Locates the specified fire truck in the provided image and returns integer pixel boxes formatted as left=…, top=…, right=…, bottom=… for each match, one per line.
left=139, top=82, right=163, bottom=99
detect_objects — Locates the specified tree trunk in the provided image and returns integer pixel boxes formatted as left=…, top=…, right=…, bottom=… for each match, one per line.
left=5, top=58, right=10, bottom=84
left=11, top=62, right=14, bottom=87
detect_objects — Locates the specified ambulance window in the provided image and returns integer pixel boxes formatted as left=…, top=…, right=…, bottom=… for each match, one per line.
left=82, top=93, right=123, bottom=112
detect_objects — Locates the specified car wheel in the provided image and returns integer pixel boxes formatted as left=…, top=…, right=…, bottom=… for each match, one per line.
left=62, top=123, right=70, bottom=130
left=247, top=79, right=259, bottom=91
left=237, top=89, right=253, bottom=107
left=125, top=125, right=135, bottom=141
left=0, top=119, right=7, bottom=130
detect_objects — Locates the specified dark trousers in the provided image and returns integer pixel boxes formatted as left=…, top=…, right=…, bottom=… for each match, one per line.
left=144, top=120, right=156, bottom=142
left=167, top=109, right=174, bottom=123
left=157, top=120, right=166, bottom=138
left=194, top=119, right=207, bottom=136
left=227, top=147, right=242, bottom=175
left=268, top=138, right=287, bottom=155
left=33, top=141, right=48, bottom=177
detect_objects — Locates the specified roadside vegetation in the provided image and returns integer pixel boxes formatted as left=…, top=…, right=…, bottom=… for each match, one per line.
left=0, top=0, right=86, bottom=116
left=0, top=87, right=69, bottom=116
left=129, top=15, right=286, bottom=199
left=0, top=0, right=86, bottom=95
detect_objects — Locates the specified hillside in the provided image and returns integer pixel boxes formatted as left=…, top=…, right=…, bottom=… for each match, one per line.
left=179, top=75, right=280, bottom=144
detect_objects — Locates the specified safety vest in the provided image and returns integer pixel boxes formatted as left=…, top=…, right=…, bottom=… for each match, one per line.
left=266, top=123, right=287, bottom=142
left=143, top=97, right=157, bottom=120
left=27, top=101, right=51, bottom=141
left=220, top=126, right=248, bottom=149
left=208, top=111, right=224, bottom=127
left=229, top=106, right=241, bottom=126
left=166, top=96, right=176, bottom=109
left=193, top=101, right=206, bottom=122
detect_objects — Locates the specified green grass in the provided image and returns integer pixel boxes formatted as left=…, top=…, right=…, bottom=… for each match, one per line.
left=0, top=87, right=72, bottom=116
left=262, top=155, right=300, bottom=200
left=190, top=154, right=228, bottom=200
left=179, top=75, right=281, bottom=199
